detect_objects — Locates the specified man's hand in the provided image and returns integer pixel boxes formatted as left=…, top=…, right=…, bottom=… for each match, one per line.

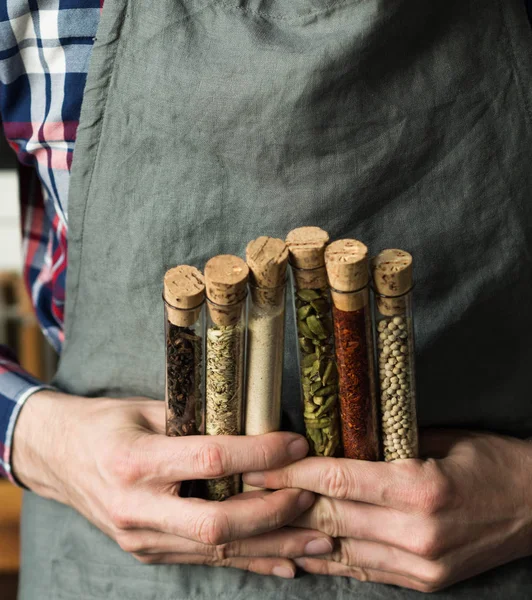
left=243, top=430, right=532, bottom=591
left=12, top=390, right=333, bottom=579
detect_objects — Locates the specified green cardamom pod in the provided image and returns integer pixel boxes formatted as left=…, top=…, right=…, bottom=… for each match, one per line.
left=297, top=289, right=321, bottom=302
left=306, top=417, right=332, bottom=429
left=298, top=321, right=314, bottom=340
left=315, top=394, right=337, bottom=418
left=301, top=353, right=317, bottom=368
left=297, top=305, right=313, bottom=320
left=315, top=384, right=337, bottom=397
left=299, top=337, right=314, bottom=353
left=322, top=361, right=333, bottom=385
left=310, top=381, right=323, bottom=394
left=306, top=315, right=328, bottom=339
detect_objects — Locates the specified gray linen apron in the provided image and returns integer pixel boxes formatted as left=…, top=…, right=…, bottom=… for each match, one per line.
left=19, top=0, right=532, bottom=598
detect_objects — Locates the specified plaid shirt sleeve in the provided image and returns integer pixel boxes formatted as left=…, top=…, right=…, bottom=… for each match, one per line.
left=0, top=351, right=50, bottom=484
left=0, top=0, right=101, bottom=484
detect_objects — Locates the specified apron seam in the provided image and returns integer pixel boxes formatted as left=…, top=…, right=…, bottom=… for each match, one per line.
left=68, top=0, right=130, bottom=332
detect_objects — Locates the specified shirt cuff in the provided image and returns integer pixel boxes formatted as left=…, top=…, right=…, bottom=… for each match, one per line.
left=0, top=355, right=54, bottom=485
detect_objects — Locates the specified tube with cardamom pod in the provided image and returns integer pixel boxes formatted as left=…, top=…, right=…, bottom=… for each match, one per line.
left=371, top=249, right=418, bottom=461
left=286, top=226, right=341, bottom=457
left=204, top=255, right=249, bottom=500
left=325, top=240, right=379, bottom=461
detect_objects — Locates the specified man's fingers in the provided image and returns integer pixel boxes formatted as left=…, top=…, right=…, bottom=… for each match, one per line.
left=294, top=557, right=434, bottom=592
left=331, top=538, right=450, bottom=586
left=292, top=535, right=455, bottom=593
left=125, top=526, right=332, bottom=559
left=135, top=552, right=296, bottom=578
left=224, top=527, right=333, bottom=559
left=293, top=496, right=417, bottom=549
left=137, top=432, right=309, bottom=483
left=243, top=457, right=430, bottom=508
left=131, top=488, right=315, bottom=545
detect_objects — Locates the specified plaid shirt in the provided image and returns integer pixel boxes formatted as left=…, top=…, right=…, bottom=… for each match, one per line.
left=0, top=0, right=101, bottom=482
left=1, top=1, right=532, bottom=483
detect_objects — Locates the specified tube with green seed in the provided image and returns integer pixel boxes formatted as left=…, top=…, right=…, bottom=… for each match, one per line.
left=286, top=226, right=342, bottom=457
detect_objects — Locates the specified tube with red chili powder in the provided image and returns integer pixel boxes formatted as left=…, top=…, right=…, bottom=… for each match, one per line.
left=325, top=239, right=379, bottom=461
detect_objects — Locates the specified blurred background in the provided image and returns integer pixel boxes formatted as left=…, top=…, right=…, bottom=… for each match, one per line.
left=0, top=121, right=57, bottom=599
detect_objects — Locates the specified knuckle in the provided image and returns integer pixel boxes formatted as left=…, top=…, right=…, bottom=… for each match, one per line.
left=350, top=567, right=370, bottom=582
left=419, top=561, right=451, bottom=590
left=263, top=497, right=285, bottom=530
left=214, top=543, right=229, bottom=562
left=321, top=464, right=352, bottom=500
left=196, top=444, right=226, bottom=479
left=108, top=497, right=137, bottom=531
left=104, top=445, right=143, bottom=487
left=116, top=532, right=143, bottom=553
left=192, top=510, right=231, bottom=546
left=413, top=462, right=452, bottom=515
left=256, top=441, right=277, bottom=470
left=408, top=523, right=444, bottom=560
left=313, top=497, right=341, bottom=537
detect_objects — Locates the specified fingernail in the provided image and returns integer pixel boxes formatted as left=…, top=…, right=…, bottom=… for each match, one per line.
left=288, top=437, right=309, bottom=460
left=272, top=566, right=295, bottom=579
left=294, top=558, right=307, bottom=569
left=304, top=538, right=333, bottom=556
left=297, top=490, right=315, bottom=510
left=243, top=471, right=265, bottom=487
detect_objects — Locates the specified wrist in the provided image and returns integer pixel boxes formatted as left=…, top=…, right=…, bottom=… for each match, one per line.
left=11, top=389, right=77, bottom=502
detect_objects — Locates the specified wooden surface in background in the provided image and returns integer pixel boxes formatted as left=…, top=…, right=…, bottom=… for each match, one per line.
left=0, top=273, right=48, bottom=580
left=0, top=481, right=22, bottom=572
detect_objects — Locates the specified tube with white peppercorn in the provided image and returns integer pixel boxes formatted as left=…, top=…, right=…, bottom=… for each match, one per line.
left=164, top=265, right=206, bottom=497
left=204, top=255, right=249, bottom=500
left=371, top=249, right=418, bottom=461
left=286, top=226, right=341, bottom=457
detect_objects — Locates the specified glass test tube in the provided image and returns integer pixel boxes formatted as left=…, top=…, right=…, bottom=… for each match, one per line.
left=204, top=255, right=249, bottom=500
left=164, top=265, right=206, bottom=498
left=325, top=240, right=379, bottom=461
left=286, top=226, right=341, bottom=457
left=244, top=237, right=288, bottom=492
left=372, top=249, right=418, bottom=461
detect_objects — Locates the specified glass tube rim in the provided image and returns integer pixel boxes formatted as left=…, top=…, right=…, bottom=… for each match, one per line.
left=289, top=261, right=326, bottom=273
left=248, top=276, right=288, bottom=292
left=329, top=282, right=369, bottom=295
left=370, top=283, right=415, bottom=299
left=162, top=293, right=205, bottom=313
left=205, top=290, right=248, bottom=309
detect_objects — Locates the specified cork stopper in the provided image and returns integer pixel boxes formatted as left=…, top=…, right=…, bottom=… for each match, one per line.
left=285, top=226, right=329, bottom=290
left=325, top=239, right=369, bottom=312
left=205, top=255, right=249, bottom=326
left=371, top=249, right=413, bottom=316
left=163, top=266, right=205, bottom=327
left=246, top=237, right=288, bottom=307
